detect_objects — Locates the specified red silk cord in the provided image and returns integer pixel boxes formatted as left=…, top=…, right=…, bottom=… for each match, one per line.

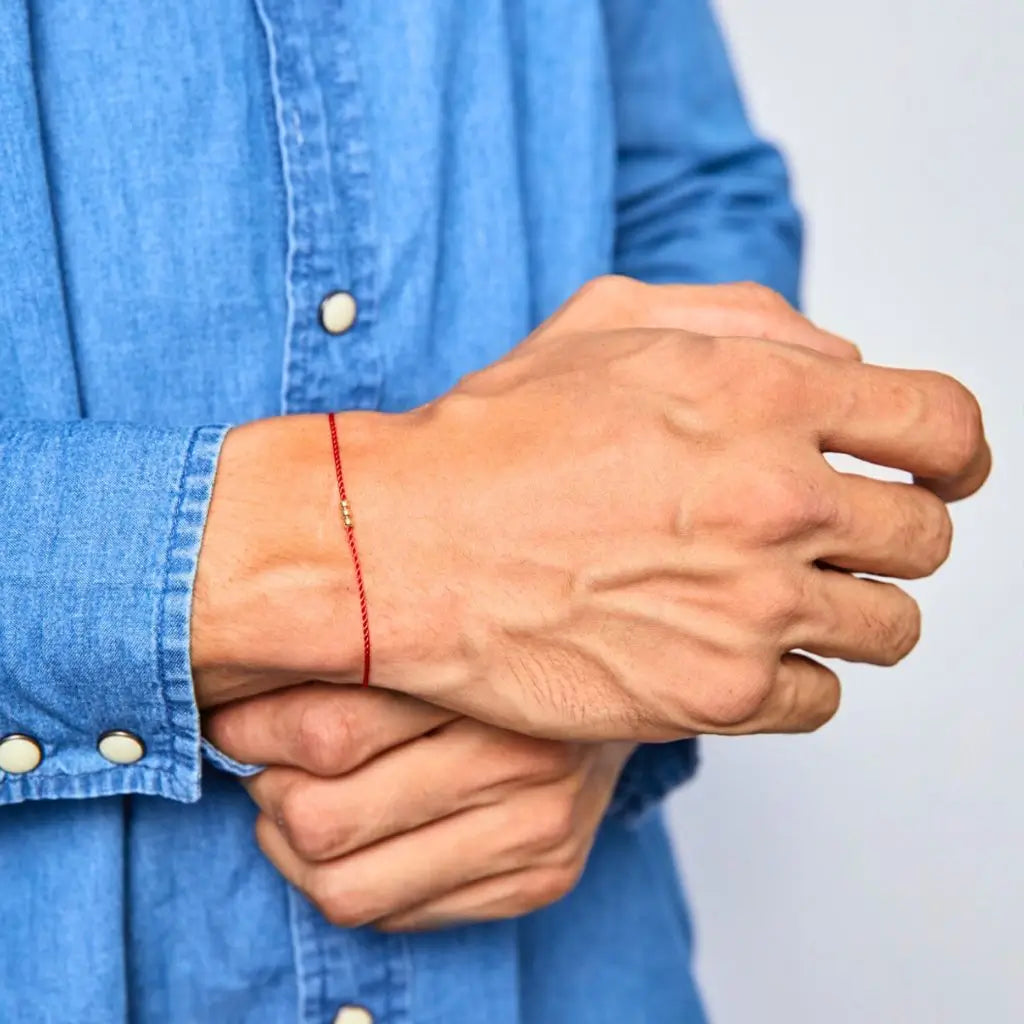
left=327, top=412, right=371, bottom=687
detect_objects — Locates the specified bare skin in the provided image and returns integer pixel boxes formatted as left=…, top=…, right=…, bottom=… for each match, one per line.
left=206, top=684, right=633, bottom=930
left=193, top=277, right=990, bottom=927
left=194, top=277, right=988, bottom=737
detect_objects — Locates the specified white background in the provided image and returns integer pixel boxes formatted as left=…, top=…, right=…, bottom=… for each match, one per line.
left=666, top=2, right=1024, bottom=1022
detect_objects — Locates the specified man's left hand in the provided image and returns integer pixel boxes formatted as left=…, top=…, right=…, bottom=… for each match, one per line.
left=205, top=684, right=634, bottom=931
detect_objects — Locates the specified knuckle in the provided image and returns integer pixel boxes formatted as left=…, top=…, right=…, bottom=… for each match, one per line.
left=886, top=378, right=931, bottom=435
left=575, top=273, right=642, bottom=308
left=750, top=573, right=807, bottom=631
left=528, top=866, right=580, bottom=908
left=531, top=792, right=578, bottom=851
left=321, top=903, right=360, bottom=929
left=747, top=466, right=835, bottom=541
left=792, top=665, right=842, bottom=734
left=319, top=886, right=377, bottom=930
left=700, top=659, right=776, bottom=729
left=732, top=280, right=790, bottom=313
left=294, top=698, right=358, bottom=775
left=278, top=786, right=335, bottom=861
left=204, top=707, right=240, bottom=753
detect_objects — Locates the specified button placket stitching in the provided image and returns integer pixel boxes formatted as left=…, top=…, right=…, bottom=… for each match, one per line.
left=256, top=0, right=344, bottom=418
left=314, top=6, right=382, bottom=412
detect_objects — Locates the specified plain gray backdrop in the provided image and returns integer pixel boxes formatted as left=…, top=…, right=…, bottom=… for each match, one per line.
left=666, top=2, right=1023, bottom=1022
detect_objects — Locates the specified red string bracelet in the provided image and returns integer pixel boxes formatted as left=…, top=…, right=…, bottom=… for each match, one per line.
left=327, top=412, right=371, bottom=687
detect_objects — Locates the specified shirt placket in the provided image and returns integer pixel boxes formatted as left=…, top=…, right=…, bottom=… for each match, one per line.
left=256, top=0, right=382, bottom=419
left=254, top=3, right=404, bottom=1024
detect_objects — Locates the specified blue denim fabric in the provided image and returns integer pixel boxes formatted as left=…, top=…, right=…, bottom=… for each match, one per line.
left=0, top=1, right=801, bottom=1021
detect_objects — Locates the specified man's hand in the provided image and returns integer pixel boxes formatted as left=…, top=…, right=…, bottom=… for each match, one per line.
left=205, top=685, right=632, bottom=930
left=192, top=278, right=990, bottom=741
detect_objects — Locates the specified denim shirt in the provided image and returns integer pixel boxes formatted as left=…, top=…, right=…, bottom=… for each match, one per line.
left=0, top=1, right=800, bottom=1021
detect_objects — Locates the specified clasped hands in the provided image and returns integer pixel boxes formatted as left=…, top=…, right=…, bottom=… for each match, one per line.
left=206, top=685, right=633, bottom=930
left=194, top=278, right=990, bottom=930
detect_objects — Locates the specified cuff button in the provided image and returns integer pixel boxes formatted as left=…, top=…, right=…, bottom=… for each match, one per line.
left=98, top=730, right=146, bottom=765
left=0, top=734, right=43, bottom=774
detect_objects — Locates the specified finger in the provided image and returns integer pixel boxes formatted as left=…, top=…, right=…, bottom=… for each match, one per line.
left=642, top=284, right=860, bottom=360
left=816, top=473, right=953, bottom=578
left=789, top=569, right=921, bottom=667
left=243, top=718, right=565, bottom=862
left=660, top=286, right=860, bottom=360
left=547, top=278, right=861, bottom=359
left=204, top=682, right=456, bottom=776
left=376, top=866, right=577, bottom=932
left=805, top=356, right=990, bottom=501
left=718, top=653, right=841, bottom=735
left=254, top=792, right=561, bottom=928
left=376, top=744, right=627, bottom=930
left=771, top=653, right=842, bottom=732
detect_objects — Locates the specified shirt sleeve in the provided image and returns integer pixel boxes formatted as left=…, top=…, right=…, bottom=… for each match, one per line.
left=603, top=0, right=803, bottom=304
left=603, top=0, right=804, bottom=823
left=0, top=420, right=228, bottom=805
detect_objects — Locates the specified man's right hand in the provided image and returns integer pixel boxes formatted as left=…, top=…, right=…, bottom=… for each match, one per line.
left=192, top=277, right=990, bottom=741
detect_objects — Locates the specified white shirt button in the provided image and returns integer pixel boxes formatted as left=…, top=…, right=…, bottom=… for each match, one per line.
left=97, top=730, right=146, bottom=765
left=0, top=734, right=43, bottom=774
left=333, top=1006, right=374, bottom=1024
left=319, top=291, right=358, bottom=335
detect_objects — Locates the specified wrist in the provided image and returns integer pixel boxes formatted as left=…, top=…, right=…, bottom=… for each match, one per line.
left=191, top=411, right=430, bottom=707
